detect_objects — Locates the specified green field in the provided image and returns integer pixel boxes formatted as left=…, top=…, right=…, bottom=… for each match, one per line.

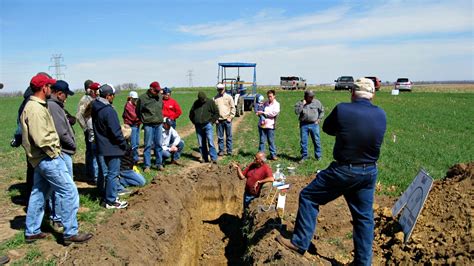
left=1, top=86, right=473, bottom=192
left=0, top=85, right=473, bottom=262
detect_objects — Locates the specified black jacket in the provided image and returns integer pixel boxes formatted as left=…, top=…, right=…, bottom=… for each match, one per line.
left=189, top=92, right=219, bottom=125
left=120, top=143, right=134, bottom=171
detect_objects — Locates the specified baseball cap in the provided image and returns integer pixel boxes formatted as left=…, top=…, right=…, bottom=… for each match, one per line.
left=99, top=84, right=115, bottom=97
left=129, top=91, right=138, bottom=98
left=164, top=117, right=174, bottom=127
left=150, top=81, right=161, bottom=90
left=353, top=78, right=375, bottom=93
left=30, top=74, right=56, bottom=90
left=51, top=80, right=74, bottom=96
left=163, top=87, right=172, bottom=94
left=89, top=82, right=101, bottom=91
left=216, top=83, right=225, bottom=90
left=84, top=79, right=93, bottom=90
left=304, top=90, right=315, bottom=97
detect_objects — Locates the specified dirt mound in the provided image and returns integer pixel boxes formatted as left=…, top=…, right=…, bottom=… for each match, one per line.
left=241, top=162, right=473, bottom=265
left=373, top=162, right=473, bottom=264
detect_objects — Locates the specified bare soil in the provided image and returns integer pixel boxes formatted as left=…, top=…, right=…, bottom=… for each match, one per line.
left=58, top=162, right=473, bottom=265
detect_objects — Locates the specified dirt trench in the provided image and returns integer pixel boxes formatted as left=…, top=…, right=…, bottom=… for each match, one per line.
left=63, top=164, right=246, bottom=265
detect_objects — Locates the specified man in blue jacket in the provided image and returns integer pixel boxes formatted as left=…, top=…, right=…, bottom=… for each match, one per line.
left=276, top=78, right=386, bottom=265
left=92, top=84, right=128, bottom=209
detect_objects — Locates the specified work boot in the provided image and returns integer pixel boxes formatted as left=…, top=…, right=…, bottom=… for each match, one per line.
left=63, top=232, right=93, bottom=246
left=25, top=232, right=50, bottom=243
left=0, top=255, right=10, bottom=265
left=298, top=157, right=308, bottom=164
left=276, top=235, right=304, bottom=255
left=170, top=160, right=182, bottom=166
left=151, top=165, right=164, bottom=171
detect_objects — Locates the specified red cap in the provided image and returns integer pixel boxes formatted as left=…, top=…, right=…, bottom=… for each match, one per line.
left=89, top=82, right=101, bottom=90
left=30, top=74, right=56, bottom=89
left=150, top=81, right=161, bottom=90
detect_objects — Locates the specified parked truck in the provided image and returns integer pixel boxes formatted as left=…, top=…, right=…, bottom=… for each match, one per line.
left=280, top=76, right=307, bottom=90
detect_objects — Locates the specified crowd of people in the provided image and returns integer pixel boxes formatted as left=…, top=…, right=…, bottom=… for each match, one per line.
left=12, top=72, right=386, bottom=264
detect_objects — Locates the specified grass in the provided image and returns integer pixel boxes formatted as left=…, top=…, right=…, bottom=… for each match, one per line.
left=222, top=88, right=474, bottom=194
left=0, top=85, right=473, bottom=263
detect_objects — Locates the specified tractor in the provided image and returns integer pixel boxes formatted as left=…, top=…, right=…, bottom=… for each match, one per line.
left=217, top=62, right=257, bottom=117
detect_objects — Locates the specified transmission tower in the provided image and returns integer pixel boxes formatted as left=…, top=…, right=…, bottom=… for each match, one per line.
left=186, top=70, right=194, bottom=88
left=49, top=54, right=66, bottom=80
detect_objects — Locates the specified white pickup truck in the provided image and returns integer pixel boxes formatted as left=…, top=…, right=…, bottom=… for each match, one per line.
left=280, top=76, right=307, bottom=90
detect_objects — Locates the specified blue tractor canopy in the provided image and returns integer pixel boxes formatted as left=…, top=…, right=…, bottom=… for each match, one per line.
left=217, top=62, right=257, bottom=114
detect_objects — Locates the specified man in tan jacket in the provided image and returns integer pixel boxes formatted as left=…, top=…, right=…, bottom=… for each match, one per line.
left=213, top=83, right=236, bottom=156
left=21, top=73, right=92, bottom=246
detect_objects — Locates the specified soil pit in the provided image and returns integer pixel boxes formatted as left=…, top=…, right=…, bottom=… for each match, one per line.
left=64, top=164, right=245, bottom=265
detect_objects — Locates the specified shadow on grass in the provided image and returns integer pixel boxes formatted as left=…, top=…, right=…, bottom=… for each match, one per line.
left=10, top=215, right=66, bottom=245
left=8, top=183, right=29, bottom=207
left=77, top=187, right=102, bottom=202
left=274, top=153, right=300, bottom=162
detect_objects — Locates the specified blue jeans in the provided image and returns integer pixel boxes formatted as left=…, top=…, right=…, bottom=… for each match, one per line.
left=85, top=131, right=98, bottom=181
left=97, top=156, right=106, bottom=197
left=216, top=120, right=232, bottom=154
left=119, top=169, right=146, bottom=187
left=130, top=125, right=140, bottom=163
left=162, top=140, right=184, bottom=161
left=26, top=156, right=79, bottom=238
left=98, top=156, right=121, bottom=204
left=291, top=161, right=377, bottom=265
left=243, top=192, right=256, bottom=209
left=195, top=123, right=217, bottom=162
left=258, top=127, right=276, bottom=158
left=143, top=124, right=163, bottom=168
left=49, top=153, right=74, bottom=222
left=300, top=123, right=322, bottom=159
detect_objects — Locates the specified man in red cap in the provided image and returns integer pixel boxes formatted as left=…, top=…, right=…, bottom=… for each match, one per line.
left=21, top=74, right=92, bottom=245
left=136, top=81, right=165, bottom=172
left=76, top=80, right=100, bottom=183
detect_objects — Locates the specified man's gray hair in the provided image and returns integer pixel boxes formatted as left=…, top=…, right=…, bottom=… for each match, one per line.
left=353, top=90, right=374, bottom=100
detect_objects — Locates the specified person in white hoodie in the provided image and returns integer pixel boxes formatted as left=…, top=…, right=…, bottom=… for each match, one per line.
left=161, top=118, right=185, bottom=165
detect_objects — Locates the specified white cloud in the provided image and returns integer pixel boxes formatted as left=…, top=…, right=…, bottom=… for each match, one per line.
left=175, top=1, right=472, bottom=51
left=1, top=0, right=472, bottom=93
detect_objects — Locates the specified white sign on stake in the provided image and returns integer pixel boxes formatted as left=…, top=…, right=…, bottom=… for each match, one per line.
left=391, top=169, right=434, bottom=243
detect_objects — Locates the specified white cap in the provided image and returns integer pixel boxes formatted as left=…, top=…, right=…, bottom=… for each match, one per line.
left=129, top=91, right=138, bottom=98
left=216, top=83, right=225, bottom=90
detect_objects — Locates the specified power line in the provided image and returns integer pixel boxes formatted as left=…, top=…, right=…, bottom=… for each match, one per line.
left=48, top=54, right=66, bottom=80
left=186, top=69, right=193, bottom=88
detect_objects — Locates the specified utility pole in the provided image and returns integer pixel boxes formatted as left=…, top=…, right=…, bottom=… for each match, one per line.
left=49, top=54, right=66, bottom=80
left=186, top=70, right=193, bottom=88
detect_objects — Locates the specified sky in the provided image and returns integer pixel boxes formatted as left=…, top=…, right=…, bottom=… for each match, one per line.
left=0, top=0, right=473, bottom=92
